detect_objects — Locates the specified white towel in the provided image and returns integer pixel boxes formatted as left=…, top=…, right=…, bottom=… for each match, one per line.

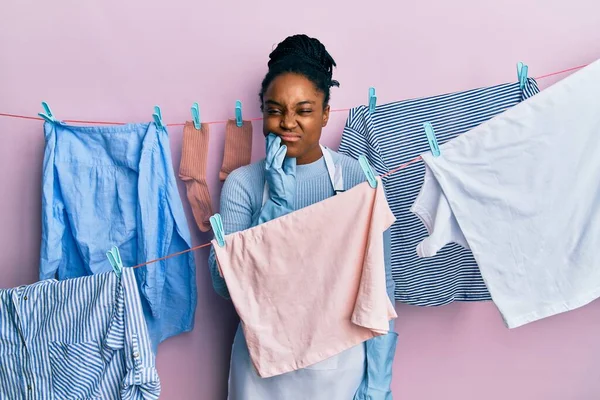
left=411, top=58, right=600, bottom=328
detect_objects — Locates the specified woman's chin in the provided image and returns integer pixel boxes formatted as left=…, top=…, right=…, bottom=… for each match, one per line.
left=283, top=144, right=303, bottom=159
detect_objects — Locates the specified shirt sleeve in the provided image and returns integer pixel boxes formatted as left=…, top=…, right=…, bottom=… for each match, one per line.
left=338, top=106, right=371, bottom=161
left=208, top=169, right=255, bottom=299
left=410, top=164, right=469, bottom=257
left=39, top=122, right=66, bottom=280
left=103, top=268, right=161, bottom=400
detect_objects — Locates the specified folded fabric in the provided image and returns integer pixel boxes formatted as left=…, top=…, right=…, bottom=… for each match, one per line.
left=212, top=177, right=397, bottom=378
left=0, top=268, right=160, bottom=399
left=411, top=58, right=600, bottom=328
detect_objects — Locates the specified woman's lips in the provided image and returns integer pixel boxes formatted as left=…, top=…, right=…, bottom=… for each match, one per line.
left=280, top=134, right=300, bottom=142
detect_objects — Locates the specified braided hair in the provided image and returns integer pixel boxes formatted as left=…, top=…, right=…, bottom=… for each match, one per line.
left=259, top=34, right=340, bottom=110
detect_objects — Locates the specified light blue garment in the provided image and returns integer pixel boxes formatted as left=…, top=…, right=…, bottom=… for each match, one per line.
left=40, top=121, right=196, bottom=349
left=354, top=228, right=398, bottom=400
left=0, top=268, right=160, bottom=399
left=257, top=133, right=297, bottom=225
left=208, top=147, right=397, bottom=399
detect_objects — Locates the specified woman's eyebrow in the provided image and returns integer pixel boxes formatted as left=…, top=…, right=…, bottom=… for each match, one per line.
left=265, top=100, right=283, bottom=106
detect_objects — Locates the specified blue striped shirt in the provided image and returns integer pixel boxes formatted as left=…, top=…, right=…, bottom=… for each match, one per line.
left=339, top=79, right=540, bottom=306
left=0, top=268, right=160, bottom=399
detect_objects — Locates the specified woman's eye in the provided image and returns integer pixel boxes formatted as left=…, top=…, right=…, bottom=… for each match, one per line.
left=299, top=109, right=313, bottom=114
left=267, top=109, right=282, bottom=115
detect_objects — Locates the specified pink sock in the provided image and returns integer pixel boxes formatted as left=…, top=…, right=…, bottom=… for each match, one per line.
left=219, top=120, right=253, bottom=181
left=179, top=121, right=213, bottom=232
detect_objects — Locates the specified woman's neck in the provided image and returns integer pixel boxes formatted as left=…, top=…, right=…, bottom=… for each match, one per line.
left=296, top=145, right=323, bottom=165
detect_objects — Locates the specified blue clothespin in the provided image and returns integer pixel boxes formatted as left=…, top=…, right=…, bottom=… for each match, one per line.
left=368, top=87, right=377, bottom=113
left=235, top=100, right=243, bottom=127
left=209, top=214, right=226, bottom=247
left=423, top=122, right=441, bottom=157
left=191, top=102, right=201, bottom=129
left=358, top=155, right=377, bottom=188
left=106, top=246, right=123, bottom=278
left=517, top=61, right=528, bottom=89
left=152, top=105, right=164, bottom=130
left=38, top=101, right=56, bottom=123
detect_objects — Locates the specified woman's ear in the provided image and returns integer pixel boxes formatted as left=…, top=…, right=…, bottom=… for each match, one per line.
left=322, top=105, right=330, bottom=127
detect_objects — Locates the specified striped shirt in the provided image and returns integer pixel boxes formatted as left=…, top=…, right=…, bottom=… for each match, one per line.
left=338, top=79, right=540, bottom=306
left=0, top=268, right=160, bottom=399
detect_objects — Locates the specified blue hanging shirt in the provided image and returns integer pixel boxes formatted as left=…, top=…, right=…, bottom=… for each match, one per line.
left=40, top=121, right=197, bottom=349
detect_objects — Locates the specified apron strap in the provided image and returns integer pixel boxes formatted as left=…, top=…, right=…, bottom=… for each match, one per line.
left=321, top=145, right=344, bottom=194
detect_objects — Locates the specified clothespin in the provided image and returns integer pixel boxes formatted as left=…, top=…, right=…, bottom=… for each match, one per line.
left=191, top=102, right=201, bottom=129
left=423, top=122, right=441, bottom=157
left=38, top=101, right=56, bottom=123
left=517, top=61, right=528, bottom=89
left=209, top=214, right=226, bottom=247
left=368, top=87, right=377, bottom=113
left=106, top=246, right=123, bottom=278
left=152, top=105, right=164, bottom=130
left=358, top=155, right=377, bottom=188
left=235, top=100, right=243, bottom=127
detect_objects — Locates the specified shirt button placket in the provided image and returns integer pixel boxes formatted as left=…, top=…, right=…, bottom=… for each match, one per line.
left=19, top=290, right=34, bottom=400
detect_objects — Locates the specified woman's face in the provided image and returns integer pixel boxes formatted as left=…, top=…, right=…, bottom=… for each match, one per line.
left=262, top=73, right=330, bottom=165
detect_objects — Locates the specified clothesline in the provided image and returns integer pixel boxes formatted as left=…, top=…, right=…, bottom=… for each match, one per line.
left=127, top=154, right=425, bottom=269
left=0, top=63, right=587, bottom=127
left=1, top=62, right=589, bottom=271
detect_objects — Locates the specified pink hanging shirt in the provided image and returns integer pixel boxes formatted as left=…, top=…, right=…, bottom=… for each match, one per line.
left=212, top=177, right=397, bottom=378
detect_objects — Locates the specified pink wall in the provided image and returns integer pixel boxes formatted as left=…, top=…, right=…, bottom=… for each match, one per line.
left=1, top=0, right=599, bottom=399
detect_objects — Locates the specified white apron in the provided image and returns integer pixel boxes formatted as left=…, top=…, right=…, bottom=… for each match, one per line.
left=228, top=146, right=366, bottom=400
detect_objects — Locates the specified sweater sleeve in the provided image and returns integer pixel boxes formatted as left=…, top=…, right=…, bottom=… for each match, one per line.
left=207, top=168, right=256, bottom=299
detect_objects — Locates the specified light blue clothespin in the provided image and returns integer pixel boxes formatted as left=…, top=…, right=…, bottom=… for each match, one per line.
left=358, top=155, right=377, bottom=188
left=38, top=101, right=56, bottom=123
left=209, top=214, right=225, bottom=247
left=152, top=105, right=164, bottom=130
left=517, top=61, right=528, bottom=89
left=368, top=87, right=377, bottom=113
left=191, top=102, right=201, bottom=129
left=235, top=100, right=243, bottom=127
left=106, top=246, right=123, bottom=278
left=423, top=122, right=441, bottom=157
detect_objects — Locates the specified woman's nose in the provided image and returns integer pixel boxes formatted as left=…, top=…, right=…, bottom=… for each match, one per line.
left=280, top=112, right=297, bottom=130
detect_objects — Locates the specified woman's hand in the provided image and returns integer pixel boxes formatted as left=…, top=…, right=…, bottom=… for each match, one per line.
left=264, top=133, right=296, bottom=208
left=256, top=134, right=297, bottom=225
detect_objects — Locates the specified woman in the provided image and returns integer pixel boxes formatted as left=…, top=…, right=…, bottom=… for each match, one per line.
left=208, top=34, right=395, bottom=399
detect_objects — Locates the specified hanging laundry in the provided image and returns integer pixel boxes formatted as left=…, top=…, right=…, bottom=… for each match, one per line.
left=39, top=121, right=196, bottom=349
left=179, top=121, right=214, bottom=232
left=338, top=79, right=540, bottom=306
left=212, top=177, right=397, bottom=378
left=412, top=59, right=600, bottom=328
left=353, top=227, right=398, bottom=400
left=209, top=143, right=398, bottom=400
left=219, top=119, right=253, bottom=181
left=0, top=268, right=160, bottom=399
